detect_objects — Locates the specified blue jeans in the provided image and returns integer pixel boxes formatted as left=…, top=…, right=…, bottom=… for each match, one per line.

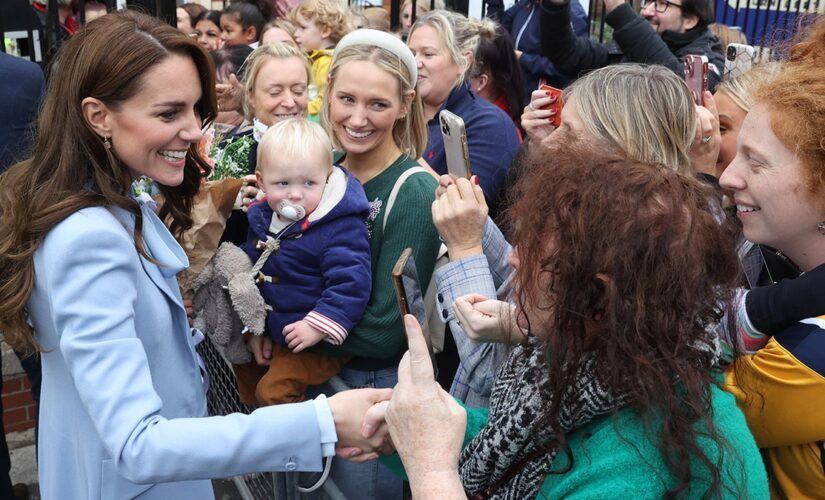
left=307, top=366, right=402, bottom=500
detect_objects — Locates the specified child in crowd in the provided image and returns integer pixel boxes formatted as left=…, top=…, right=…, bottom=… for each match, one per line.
left=236, top=119, right=372, bottom=405
left=221, top=1, right=265, bottom=48
left=290, top=0, right=350, bottom=116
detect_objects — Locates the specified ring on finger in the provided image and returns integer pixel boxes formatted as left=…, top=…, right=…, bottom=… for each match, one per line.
left=701, top=136, right=711, bottom=144
left=528, top=101, right=536, bottom=111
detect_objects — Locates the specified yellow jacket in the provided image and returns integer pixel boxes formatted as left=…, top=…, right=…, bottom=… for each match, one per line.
left=725, top=315, right=825, bottom=499
left=307, top=49, right=333, bottom=117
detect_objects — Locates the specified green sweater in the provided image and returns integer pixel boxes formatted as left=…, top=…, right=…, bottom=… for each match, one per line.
left=312, top=155, right=440, bottom=370
left=384, top=384, right=769, bottom=498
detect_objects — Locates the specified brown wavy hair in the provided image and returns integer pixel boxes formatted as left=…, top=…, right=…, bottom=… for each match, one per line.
left=0, top=10, right=216, bottom=353
left=510, top=143, right=742, bottom=497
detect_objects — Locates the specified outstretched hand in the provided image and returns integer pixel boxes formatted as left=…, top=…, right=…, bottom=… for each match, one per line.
left=328, top=388, right=393, bottom=455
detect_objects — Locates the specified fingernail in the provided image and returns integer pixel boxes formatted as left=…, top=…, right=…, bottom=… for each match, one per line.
left=544, top=91, right=551, bottom=96
left=473, top=175, right=479, bottom=185
left=348, top=449, right=360, bottom=458
left=362, top=424, right=374, bottom=436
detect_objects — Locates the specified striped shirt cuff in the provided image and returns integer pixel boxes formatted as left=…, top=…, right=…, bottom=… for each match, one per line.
left=305, top=311, right=348, bottom=345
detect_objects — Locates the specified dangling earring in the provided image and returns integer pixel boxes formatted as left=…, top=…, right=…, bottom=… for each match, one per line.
left=103, top=136, right=112, bottom=150
left=817, top=221, right=825, bottom=235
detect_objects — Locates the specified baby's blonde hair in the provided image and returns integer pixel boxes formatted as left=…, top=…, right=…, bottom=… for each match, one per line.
left=257, top=118, right=333, bottom=172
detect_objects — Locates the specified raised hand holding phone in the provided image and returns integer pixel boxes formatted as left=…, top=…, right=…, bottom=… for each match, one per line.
left=386, top=315, right=467, bottom=500
left=522, top=89, right=560, bottom=142
left=537, top=81, right=564, bottom=128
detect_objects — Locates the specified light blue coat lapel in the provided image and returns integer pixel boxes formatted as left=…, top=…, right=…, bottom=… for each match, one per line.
left=137, top=203, right=189, bottom=308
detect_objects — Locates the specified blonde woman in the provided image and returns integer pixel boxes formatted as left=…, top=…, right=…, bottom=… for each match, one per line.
left=523, top=64, right=710, bottom=176
left=713, top=63, right=780, bottom=177
left=215, top=42, right=311, bottom=244
left=315, top=29, right=440, bottom=500
left=408, top=10, right=520, bottom=221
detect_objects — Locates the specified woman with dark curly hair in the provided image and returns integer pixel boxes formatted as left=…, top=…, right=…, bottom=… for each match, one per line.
left=378, top=144, right=769, bottom=498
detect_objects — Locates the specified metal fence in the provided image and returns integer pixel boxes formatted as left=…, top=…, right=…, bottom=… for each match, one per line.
left=197, top=332, right=349, bottom=500
left=586, top=0, right=824, bottom=44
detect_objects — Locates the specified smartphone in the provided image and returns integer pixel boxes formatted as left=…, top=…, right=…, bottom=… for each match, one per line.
left=538, top=81, right=563, bottom=128
left=439, top=110, right=472, bottom=179
left=683, top=54, right=709, bottom=106
left=391, top=248, right=438, bottom=376
left=724, top=43, right=755, bottom=79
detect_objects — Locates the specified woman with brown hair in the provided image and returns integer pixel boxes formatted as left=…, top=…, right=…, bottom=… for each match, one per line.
left=0, top=11, right=387, bottom=499
left=381, top=145, right=769, bottom=498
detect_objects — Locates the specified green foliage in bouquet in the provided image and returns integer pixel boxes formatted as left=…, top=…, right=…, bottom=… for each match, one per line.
left=209, top=134, right=254, bottom=180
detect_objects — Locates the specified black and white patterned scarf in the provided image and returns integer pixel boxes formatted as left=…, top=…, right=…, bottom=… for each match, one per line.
left=457, top=337, right=632, bottom=500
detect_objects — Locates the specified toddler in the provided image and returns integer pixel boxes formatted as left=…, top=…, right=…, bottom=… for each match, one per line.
left=236, top=118, right=371, bottom=405
left=290, top=0, right=350, bottom=115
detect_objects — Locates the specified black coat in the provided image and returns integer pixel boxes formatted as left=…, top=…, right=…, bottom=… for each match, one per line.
left=539, top=0, right=724, bottom=90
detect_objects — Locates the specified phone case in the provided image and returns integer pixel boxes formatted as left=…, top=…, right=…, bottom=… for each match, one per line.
left=538, top=83, right=563, bottom=128
left=683, top=55, right=709, bottom=106
left=439, top=110, right=471, bottom=179
left=391, top=248, right=437, bottom=375
left=724, top=43, right=756, bottom=79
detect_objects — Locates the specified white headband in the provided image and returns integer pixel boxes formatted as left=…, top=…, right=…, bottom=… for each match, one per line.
left=333, top=29, right=418, bottom=83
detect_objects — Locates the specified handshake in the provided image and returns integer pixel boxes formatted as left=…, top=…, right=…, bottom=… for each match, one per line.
left=326, top=315, right=468, bottom=477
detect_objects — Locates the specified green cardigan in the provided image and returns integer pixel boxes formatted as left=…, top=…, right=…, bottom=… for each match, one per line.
left=384, top=384, right=769, bottom=498
left=312, top=155, right=440, bottom=370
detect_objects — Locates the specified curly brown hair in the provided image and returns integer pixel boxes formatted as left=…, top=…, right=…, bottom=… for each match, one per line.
left=0, top=10, right=216, bottom=353
left=510, top=142, right=742, bottom=497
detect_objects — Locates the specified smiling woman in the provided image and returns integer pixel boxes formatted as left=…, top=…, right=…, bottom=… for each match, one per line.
left=315, top=29, right=441, bottom=500
left=0, top=11, right=393, bottom=499
left=215, top=42, right=312, bottom=244
left=82, top=53, right=204, bottom=187
left=408, top=11, right=520, bottom=221
left=719, top=18, right=825, bottom=498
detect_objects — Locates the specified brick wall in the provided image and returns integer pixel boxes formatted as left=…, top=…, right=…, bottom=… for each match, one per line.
left=2, top=341, right=37, bottom=434
left=2, top=375, right=37, bottom=433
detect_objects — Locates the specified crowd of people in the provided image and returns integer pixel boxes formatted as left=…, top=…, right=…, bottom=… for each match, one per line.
left=0, top=0, right=823, bottom=499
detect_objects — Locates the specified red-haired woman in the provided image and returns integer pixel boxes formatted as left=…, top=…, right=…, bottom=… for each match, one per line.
left=719, top=19, right=825, bottom=498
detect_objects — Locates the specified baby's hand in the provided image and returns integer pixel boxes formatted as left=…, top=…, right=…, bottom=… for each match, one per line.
left=283, top=320, right=327, bottom=352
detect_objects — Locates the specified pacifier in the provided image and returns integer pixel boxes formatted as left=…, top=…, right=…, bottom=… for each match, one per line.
left=276, top=199, right=306, bottom=221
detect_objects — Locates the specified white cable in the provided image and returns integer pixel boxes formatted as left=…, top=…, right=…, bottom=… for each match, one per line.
left=297, top=455, right=333, bottom=493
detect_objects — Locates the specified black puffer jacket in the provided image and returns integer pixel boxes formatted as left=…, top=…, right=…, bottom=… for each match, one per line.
left=539, top=0, right=724, bottom=90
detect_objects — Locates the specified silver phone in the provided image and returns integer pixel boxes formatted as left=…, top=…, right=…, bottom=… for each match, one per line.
left=439, top=109, right=471, bottom=179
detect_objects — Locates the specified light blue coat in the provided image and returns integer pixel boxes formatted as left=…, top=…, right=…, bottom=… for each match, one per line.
left=28, top=201, right=335, bottom=499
